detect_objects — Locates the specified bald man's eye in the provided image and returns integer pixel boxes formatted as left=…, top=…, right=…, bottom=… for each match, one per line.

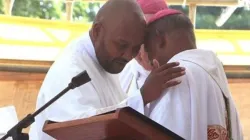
left=117, top=43, right=128, bottom=50
left=113, top=40, right=128, bottom=50
left=120, top=44, right=128, bottom=49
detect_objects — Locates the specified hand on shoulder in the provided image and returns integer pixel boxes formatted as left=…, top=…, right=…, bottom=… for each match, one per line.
left=141, top=59, right=185, bottom=105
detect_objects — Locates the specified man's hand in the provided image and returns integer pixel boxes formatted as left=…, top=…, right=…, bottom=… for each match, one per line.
left=141, top=59, right=185, bottom=105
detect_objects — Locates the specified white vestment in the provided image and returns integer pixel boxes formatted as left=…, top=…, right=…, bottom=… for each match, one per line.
left=120, top=59, right=152, bottom=116
left=29, top=33, right=145, bottom=140
left=120, top=49, right=243, bottom=140
left=120, top=59, right=150, bottom=96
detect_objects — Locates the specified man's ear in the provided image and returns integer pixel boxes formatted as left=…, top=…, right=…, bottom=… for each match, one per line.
left=155, top=29, right=166, bottom=49
left=91, top=22, right=102, bottom=41
left=155, top=35, right=166, bottom=49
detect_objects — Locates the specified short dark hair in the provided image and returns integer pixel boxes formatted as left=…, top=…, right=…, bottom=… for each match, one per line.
left=146, top=14, right=196, bottom=43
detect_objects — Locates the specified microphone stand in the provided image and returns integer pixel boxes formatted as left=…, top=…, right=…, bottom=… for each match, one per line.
left=1, top=71, right=91, bottom=140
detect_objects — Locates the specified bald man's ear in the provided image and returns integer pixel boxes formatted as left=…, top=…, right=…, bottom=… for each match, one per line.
left=91, top=22, right=102, bottom=41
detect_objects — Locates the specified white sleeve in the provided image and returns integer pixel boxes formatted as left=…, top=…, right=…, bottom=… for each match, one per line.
left=40, top=58, right=102, bottom=122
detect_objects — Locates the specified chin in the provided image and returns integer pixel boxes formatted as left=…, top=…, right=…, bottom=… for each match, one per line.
left=105, top=66, right=124, bottom=74
left=107, top=70, right=121, bottom=74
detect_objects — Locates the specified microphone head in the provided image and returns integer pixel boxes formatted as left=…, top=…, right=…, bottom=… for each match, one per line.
left=70, top=71, right=91, bottom=89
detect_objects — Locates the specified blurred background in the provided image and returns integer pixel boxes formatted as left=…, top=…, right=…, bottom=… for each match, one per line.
left=0, top=0, right=249, bottom=139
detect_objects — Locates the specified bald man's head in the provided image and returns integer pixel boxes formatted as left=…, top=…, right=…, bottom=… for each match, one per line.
left=94, top=0, right=145, bottom=25
left=90, top=0, right=146, bottom=74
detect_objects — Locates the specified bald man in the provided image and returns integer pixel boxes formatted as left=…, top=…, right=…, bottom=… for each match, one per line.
left=29, top=0, right=184, bottom=139
left=144, top=8, right=243, bottom=140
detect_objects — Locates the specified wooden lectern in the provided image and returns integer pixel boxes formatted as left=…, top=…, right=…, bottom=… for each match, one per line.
left=43, top=107, right=184, bottom=140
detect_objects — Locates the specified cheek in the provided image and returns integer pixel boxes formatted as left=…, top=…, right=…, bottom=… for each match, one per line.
left=95, top=38, right=107, bottom=62
left=104, top=40, right=113, bottom=58
left=98, top=37, right=110, bottom=61
left=105, top=41, right=121, bottom=60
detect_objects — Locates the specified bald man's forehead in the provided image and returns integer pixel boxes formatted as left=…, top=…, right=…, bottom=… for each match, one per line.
left=103, top=10, right=146, bottom=32
left=111, top=20, right=145, bottom=45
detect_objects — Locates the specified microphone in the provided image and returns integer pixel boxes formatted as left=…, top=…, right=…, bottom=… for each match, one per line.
left=0, top=71, right=91, bottom=140
left=68, top=70, right=91, bottom=89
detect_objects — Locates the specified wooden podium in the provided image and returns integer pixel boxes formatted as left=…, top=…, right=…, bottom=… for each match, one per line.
left=43, top=107, right=184, bottom=140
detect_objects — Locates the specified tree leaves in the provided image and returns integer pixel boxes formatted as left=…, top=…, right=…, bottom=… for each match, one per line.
left=0, top=0, right=4, bottom=14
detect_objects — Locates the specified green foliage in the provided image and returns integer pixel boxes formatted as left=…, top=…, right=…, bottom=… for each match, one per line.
left=12, top=0, right=60, bottom=19
left=196, top=7, right=250, bottom=30
left=85, top=2, right=101, bottom=22
left=61, top=2, right=101, bottom=22
left=0, top=0, right=4, bottom=14
left=220, top=9, right=250, bottom=30
left=72, top=2, right=89, bottom=22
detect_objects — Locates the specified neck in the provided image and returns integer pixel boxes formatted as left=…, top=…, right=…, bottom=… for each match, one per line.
left=169, top=42, right=196, bottom=56
left=161, top=38, right=196, bottom=65
left=168, top=31, right=196, bottom=54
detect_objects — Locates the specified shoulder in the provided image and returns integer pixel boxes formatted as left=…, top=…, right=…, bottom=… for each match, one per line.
left=159, top=59, right=204, bottom=97
left=42, top=36, right=90, bottom=85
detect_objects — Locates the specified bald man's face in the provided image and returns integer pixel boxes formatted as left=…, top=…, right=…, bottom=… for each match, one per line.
left=92, top=20, right=146, bottom=74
